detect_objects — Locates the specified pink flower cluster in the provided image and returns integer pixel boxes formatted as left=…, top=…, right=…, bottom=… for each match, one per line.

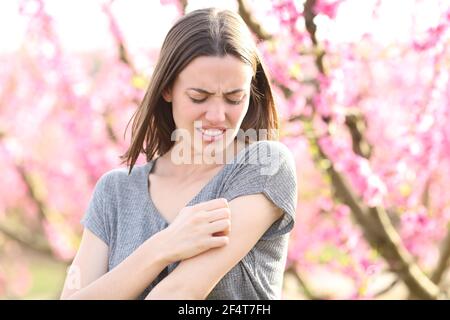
left=319, top=135, right=387, bottom=207
left=313, top=0, right=343, bottom=19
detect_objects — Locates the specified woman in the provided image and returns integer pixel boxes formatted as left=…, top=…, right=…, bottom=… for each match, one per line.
left=60, top=7, right=297, bottom=300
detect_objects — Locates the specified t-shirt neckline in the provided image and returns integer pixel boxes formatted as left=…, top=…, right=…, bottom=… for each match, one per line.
left=143, top=141, right=255, bottom=225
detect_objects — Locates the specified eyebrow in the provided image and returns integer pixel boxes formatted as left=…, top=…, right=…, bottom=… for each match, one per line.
left=186, top=88, right=245, bottom=95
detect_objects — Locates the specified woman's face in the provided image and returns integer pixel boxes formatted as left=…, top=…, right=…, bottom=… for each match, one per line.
left=163, top=55, right=254, bottom=159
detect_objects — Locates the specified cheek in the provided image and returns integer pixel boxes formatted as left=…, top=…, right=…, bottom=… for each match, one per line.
left=172, top=100, right=202, bottom=123
left=232, top=104, right=249, bottom=124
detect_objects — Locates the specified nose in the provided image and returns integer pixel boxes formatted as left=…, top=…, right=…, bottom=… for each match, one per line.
left=204, top=101, right=226, bottom=124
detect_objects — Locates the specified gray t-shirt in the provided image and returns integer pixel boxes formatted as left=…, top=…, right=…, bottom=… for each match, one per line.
left=80, top=140, right=298, bottom=299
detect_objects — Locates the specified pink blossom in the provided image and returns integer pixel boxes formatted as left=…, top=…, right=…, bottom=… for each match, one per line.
left=314, top=0, right=343, bottom=19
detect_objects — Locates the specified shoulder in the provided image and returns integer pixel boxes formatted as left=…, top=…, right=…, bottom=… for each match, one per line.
left=236, top=140, right=295, bottom=165
left=257, top=140, right=295, bottom=162
left=93, top=163, right=148, bottom=194
left=222, top=140, right=297, bottom=195
left=233, top=140, right=296, bottom=177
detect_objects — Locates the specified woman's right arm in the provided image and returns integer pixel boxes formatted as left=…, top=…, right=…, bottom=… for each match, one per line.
left=59, top=198, right=231, bottom=300
left=59, top=227, right=169, bottom=300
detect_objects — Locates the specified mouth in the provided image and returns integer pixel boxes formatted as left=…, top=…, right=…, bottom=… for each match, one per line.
left=196, top=127, right=226, bottom=142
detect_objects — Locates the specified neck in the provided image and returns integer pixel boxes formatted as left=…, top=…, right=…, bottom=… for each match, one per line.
left=157, top=139, right=243, bottom=178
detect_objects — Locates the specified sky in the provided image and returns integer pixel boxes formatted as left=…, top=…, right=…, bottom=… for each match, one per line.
left=0, top=0, right=445, bottom=53
left=0, top=0, right=239, bottom=53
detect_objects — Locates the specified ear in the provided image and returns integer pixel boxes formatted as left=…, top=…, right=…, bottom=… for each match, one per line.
left=161, top=87, right=172, bottom=103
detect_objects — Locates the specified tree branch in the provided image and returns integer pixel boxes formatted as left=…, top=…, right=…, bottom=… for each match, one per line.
left=368, top=206, right=441, bottom=299
left=14, top=164, right=48, bottom=224
left=178, top=0, right=187, bottom=13
left=372, top=277, right=400, bottom=298
left=285, top=265, right=324, bottom=299
left=344, top=111, right=373, bottom=159
left=0, top=224, right=53, bottom=258
left=431, top=228, right=450, bottom=284
left=237, top=0, right=272, bottom=41
left=300, top=0, right=443, bottom=299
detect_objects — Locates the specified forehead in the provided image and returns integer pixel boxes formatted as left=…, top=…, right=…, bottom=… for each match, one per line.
left=176, top=55, right=254, bottom=88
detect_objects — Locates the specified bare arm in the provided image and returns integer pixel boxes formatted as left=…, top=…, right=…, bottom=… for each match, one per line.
left=60, top=228, right=169, bottom=300
left=145, top=193, right=283, bottom=300
left=60, top=198, right=231, bottom=300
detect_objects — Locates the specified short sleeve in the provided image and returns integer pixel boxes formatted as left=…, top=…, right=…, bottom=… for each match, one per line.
left=221, top=141, right=298, bottom=240
left=80, top=172, right=112, bottom=246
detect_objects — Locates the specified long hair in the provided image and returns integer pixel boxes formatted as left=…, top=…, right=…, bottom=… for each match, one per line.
left=119, top=8, right=279, bottom=174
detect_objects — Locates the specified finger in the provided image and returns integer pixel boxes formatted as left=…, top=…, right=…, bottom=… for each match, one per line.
left=205, top=208, right=231, bottom=222
left=212, top=230, right=228, bottom=237
left=190, top=198, right=229, bottom=212
left=207, top=219, right=231, bottom=235
left=206, top=236, right=229, bottom=249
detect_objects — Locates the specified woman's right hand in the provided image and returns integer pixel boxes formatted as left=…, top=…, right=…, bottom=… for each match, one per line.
left=157, top=198, right=231, bottom=264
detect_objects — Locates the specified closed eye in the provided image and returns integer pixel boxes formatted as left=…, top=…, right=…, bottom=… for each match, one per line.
left=189, top=96, right=245, bottom=105
left=225, top=98, right=243, bottom=105
left=190, top=97, right=207, bottom=103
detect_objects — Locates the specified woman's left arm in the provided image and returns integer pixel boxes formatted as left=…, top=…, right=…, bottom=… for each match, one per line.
left=145, top=193, right=283, bottom=300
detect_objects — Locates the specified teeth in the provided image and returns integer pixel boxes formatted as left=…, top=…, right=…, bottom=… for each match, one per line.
left=200, top=128, right=224, bottom=136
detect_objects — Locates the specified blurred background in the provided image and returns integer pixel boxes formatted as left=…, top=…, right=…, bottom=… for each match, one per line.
left=0, top=0, right=449, bottom=299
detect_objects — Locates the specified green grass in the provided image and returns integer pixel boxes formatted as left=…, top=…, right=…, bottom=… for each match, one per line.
left=22, top=254, right=68, bottom=300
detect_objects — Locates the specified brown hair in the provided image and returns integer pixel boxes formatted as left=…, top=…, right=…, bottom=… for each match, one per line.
left=120, top=8, right=279, bottom=174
